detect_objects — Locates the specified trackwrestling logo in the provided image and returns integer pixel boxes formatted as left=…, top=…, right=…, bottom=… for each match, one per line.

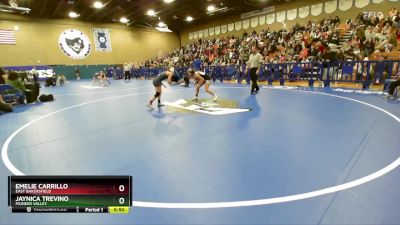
left=58, top=29, right=91, bottom=59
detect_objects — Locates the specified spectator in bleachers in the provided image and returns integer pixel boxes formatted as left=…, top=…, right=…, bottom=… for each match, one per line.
left=387, top=76, right=400, bottom=99
left=0, top=95, right=13, bottom=113
left=6, top=72, right=27, bottom=92
left=5, top=72, right=38, bottom=103
left=389, top=8, right=398, bottom=21
left=0, top=68, right=5, bottom=84
left=363, top=38, right=375, bottom=56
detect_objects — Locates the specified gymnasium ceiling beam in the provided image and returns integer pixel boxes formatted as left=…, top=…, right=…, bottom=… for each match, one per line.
left=52, top=0, right=64, bottom=17
left=39, top=0, right=48, bottom=16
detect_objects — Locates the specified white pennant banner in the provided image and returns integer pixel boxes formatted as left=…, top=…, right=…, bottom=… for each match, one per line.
left=235, top=21, right=242, bottom=31
left=276, top=11, right=286, bottom=23
left=325, top=0, right=337, bottom=14
left=228, top=23, right=235, bottom=32
left=259, top=15, right=266, bottom=25
left=287, top=9, right=297, bottom=20
left=266, top=14, right=275, bottom=24
left=339, top=0, right=353, bottom=11
left=203, top=29, right=208, bottom=37
left=209, top=27, right=215, bottom=36
left=251, top=17, right=259, bottom=28
left=355, top=0, right=370, bottom=8
left=299, top=6, right=310, bottom=18
left=221, top=25, right=227, bottom=34
left=215, top=26, right=221, bottom=35
left=311, top=3, right=323, bottom=16
left=242, top=19, right=250, bottom=29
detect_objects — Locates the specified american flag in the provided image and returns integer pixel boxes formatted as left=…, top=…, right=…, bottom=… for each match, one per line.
left=0, top=29, right=17, bottom=45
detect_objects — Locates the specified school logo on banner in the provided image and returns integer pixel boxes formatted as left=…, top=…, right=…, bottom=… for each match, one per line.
left=93, top=28, right=112, bottom=52
left=58, top=29, right=91, bottom=59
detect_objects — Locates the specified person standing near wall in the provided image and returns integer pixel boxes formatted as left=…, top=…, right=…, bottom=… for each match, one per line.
left=30, top=67, right=39, bottom=84
left=75, top=67, right=80, bottom=80
left=246, top=46, right=264, bottom=94
left=0, top=68, right=5, bottom=84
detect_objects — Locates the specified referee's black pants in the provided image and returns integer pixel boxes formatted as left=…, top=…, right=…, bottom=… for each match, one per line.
left=124, top=71, right=131, bottom=80
left=250, top=67, right=259, bottom=93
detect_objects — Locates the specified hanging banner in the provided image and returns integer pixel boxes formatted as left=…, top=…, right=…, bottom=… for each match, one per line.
left=287, top=9, right=297, bottom=21
left=209, top=27, right=215, bottom=36
left=339, top=0, right=352, bottom=11
left=311, top=3, right=323, bottom=16
left=189, top=32, right=193, bottom=40
left=198, top=30, right=203, bottom=38
left=355, top=0, right=370, bottom=8
left=259, top=15, right=266, bottom=25
left=372, top=0, right=384, bottom=2
left=325, top=0, right=337, bottom=14
left=228, top=23, right=234, bottom=32
left=299, top=6, right=310, bottom=18
left=215, top=26, right=221, bottom=35
left=203, top=29, right=209, bottom=37
left=221, top=25, right=227, bottom=34
left=93, top=28, right=112, bottom=52
left=276, top=11, right=286, bottom=23
left=193, top=31, right=198, bottom=39
left=266, top=14, right=275, bottom=24
left=250, top=18, right=258, bottom=28
left=235, top=21, right=242, bottom=31
left=242, top=19, right=250, bottom=29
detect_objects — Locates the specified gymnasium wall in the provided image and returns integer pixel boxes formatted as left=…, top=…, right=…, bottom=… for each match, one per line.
left=180, top=0, right=399, bottom=46
left=0, top=14, right=180, bottom=66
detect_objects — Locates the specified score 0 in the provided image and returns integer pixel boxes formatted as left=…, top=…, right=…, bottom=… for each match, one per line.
left=117, top=184, right=127, bottom=205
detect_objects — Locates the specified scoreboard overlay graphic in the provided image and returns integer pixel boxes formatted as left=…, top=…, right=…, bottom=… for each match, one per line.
left=8, top=176, right=132, bottom=213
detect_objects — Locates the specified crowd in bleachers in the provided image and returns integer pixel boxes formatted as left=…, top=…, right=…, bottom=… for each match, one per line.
left=142, top=8, right=399, bottom=69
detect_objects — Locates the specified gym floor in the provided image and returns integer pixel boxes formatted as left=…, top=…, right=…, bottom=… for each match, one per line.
left=0, top=79, right=400, bottom=225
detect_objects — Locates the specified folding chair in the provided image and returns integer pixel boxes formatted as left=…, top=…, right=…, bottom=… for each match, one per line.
left=341, top=64, right=354, bottom=81
left=292, top=65, right=303, bottom=81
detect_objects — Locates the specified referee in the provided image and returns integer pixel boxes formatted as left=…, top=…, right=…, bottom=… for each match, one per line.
left=123, top=63, right=131, bottom=81
left=246, top=46, right=264, bottom=94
